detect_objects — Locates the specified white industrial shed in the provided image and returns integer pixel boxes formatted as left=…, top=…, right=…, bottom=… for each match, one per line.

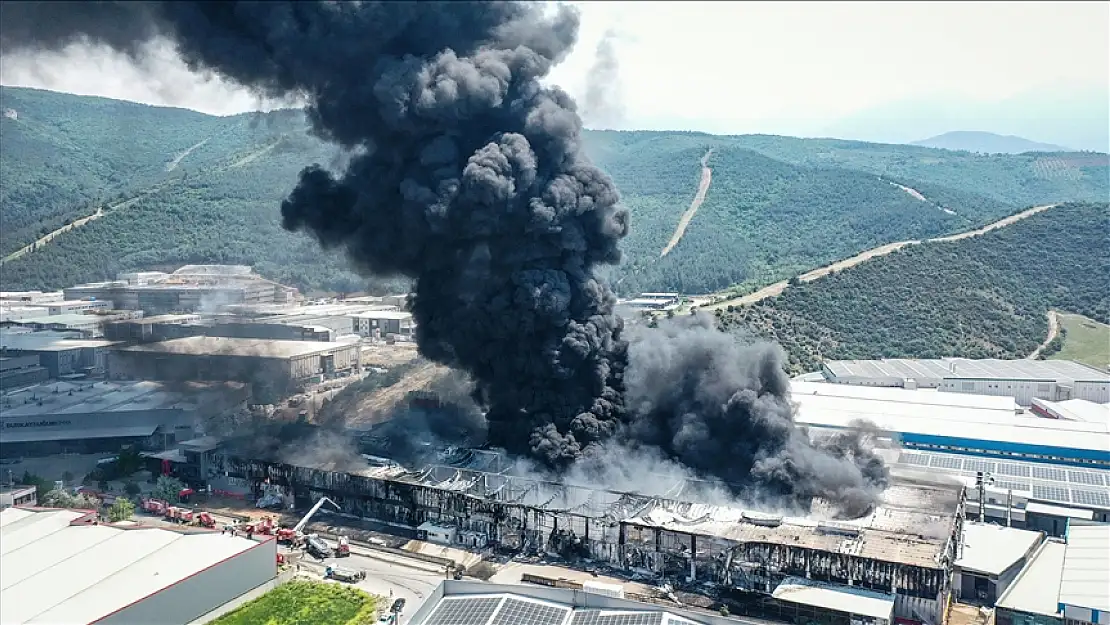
left=821, top=358, right=1110, bottom=405
left=0, top=507, right=276, bottom=625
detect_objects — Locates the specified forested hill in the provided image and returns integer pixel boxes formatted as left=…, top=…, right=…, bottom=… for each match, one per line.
left=715, top=202, right=1110, bottom=374
left=2, top=86, right=1107, bottom=296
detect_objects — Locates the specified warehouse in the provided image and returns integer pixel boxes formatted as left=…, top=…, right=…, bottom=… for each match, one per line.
left=110, top=336, right=361, bottom=400
left=820, top=358, right=1110, bottom=405
left=217, top=453, right=964, bottom=625
left=352, top=310, right=414, bottom=340
left=66, top=265, right=297, bottom=314
left=791, top=381, right=1110, bottom=468
left=0, top=507, right=276, bottom=625
left=0, top=333, right=118, bottom=378
left=952, top=522, right=1043, bottom=605
left=995, top=522, right=1110, bottom=625
left=0, top=379, right=249, bottom=458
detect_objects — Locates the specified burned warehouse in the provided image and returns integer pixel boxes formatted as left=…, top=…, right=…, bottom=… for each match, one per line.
left=175, top=444, right=964, bottom=625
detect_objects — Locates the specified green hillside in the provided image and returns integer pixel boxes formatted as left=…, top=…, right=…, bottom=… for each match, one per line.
left=715, top=202, right=1110, bottom=374
left=2, top=87, right=1106, bottom=297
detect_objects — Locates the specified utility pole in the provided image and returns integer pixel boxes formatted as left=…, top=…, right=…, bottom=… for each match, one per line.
left=1006, top=489, right=1013, bottom=527
left=975, top=471, right=994, bottom=523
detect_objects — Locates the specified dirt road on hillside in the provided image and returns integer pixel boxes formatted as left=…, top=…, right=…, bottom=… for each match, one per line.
left=661, top=149, right=714, bottom=257
left=1028, top=310, right=1060, bottom=359
left=706, top=203, right=1058, bottom=311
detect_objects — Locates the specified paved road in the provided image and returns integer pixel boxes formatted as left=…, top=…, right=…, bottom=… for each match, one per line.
left=298, top=547, right=447, bottom=623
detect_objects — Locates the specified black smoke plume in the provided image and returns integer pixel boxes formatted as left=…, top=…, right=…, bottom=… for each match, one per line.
left=1, top=1, right=888, bottom=515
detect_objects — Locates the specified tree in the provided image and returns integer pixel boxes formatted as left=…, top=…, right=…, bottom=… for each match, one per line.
left=108, top=498, right=136, bottom=522
left=20, top=471, right=54, bottom=501
left=150, top=476, right=186, bottom=503
left=41, top=488, right=100, bottom=510
left=116, top=445, right=143, bottom=476
left=124, top=481, right=142, bottom=498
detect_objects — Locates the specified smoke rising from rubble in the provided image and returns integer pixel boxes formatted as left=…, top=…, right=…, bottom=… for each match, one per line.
left=1, top=1, right=888, bottom=516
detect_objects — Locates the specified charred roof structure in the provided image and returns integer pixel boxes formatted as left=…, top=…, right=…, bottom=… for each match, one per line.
left=212, top=450, right=963, bottom=625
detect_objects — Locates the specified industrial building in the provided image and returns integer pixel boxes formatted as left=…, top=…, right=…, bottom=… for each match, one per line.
left=995, top=523, right=1110, bottom=625
left=352, top=310, right=414, bottom=340
left=209, top=451, right=964, bottom=625
left=1030, top=398, right=1110, bottom=425
left=820, top=358, right=1110, bottom=405
left=109, top=336, right=360, bottom=400
left=788, top=381, right=1110, bottom=531
left=0, top=291, right=65, bottom=305
left=1, top=333, right=117, bottom=379
left=0, top=355, right=49, bottom=390
left=952, top=522, right=1043, bottom=605
left=218, top=301, right=406, bottom=340
left=4, top=311, right=142, bottom=337
left=0, top=485, right=37, bottom=509
left=791, top=381, right=1110, bottom=468
left=0, top=507, right=276, bottom=625
left=0, top=379, right=249, bottom=458
left=65, top=265, right=297, bottom=314
left=411, top=580, right=738, bottom=625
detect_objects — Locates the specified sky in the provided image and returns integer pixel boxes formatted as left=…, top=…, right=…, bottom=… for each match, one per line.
left=1, top=1, right=1107, bottom=147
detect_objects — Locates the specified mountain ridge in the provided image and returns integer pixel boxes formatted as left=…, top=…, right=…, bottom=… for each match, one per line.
left=1, top=86, right=1107, bottom=298
left=911, top=131, right=1072, bottom=154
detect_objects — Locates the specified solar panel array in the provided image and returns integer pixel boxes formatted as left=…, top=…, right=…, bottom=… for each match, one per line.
left=571, top=612, right=665, bottom=625
left=489, top=598, right=569, bottom=625
left=898, top=451, right=1110, bottom=511
left=424, top=597, right=502, bottom=625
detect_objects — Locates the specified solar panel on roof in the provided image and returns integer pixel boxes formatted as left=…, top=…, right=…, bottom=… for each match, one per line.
left=995, top=463, right=1031, bottom=478
left=1031, top=484, right=1070, bottom=503
left=964, top=459, right=997, bottom=474
left=1068, top=471, right=1106, bottom=487
left=425, top=597, right=503, bottom=625
left=1032, top=466, right=1068, bottom=482
left=595, top=614, right=665, bottom=625
left=1070, top=489, right=1110, bottom=509
left=488, top=598, right=568, bottom=625
left=899, top=453, right=931, bottom=467
left=930, top=456, right=963, bottom=470
left=994, top=480, right=1031, bottom=492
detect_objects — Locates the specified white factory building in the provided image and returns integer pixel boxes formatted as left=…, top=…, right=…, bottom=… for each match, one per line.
left=995, top=522, right=1110, bottom=625
left=789, top=380, right=1110, bottom=533
left=820, top=358, right=1110, bottom=405
left=0, top=507, right=277, bottom=625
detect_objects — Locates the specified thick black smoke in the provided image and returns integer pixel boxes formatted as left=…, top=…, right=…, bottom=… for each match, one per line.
left=1, top=1, right=888, bottom=515
left=622, top=314, right=889, bottom=516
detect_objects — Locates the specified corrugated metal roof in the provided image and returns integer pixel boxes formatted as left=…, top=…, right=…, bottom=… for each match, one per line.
left=0, top=508, right=266, bottom=625
left=792, top=380, right=1021, bottom=412
left=1059, top=522, right=1110, bottom=613
left=825, top=358, right=1109, bottom=383
left=996, top=539, right=1067, bottom=617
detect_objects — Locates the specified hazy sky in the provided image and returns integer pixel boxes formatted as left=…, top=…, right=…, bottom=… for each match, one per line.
left=1, top=1, right=1106, bottom=140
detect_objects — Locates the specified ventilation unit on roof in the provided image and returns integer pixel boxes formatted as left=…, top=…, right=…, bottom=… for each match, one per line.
left=742, top=512, right=783, bottom=527
left=817, top=522, right=860, bottom=537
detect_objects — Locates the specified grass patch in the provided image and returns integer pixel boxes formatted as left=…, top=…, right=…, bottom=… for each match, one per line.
left=211, top=580, right=378, bottom=625
left=1051, top=313, right=1110, bottom=371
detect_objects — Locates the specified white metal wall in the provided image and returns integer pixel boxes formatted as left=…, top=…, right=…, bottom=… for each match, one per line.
left=95, top=539, right=277, bottom=625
